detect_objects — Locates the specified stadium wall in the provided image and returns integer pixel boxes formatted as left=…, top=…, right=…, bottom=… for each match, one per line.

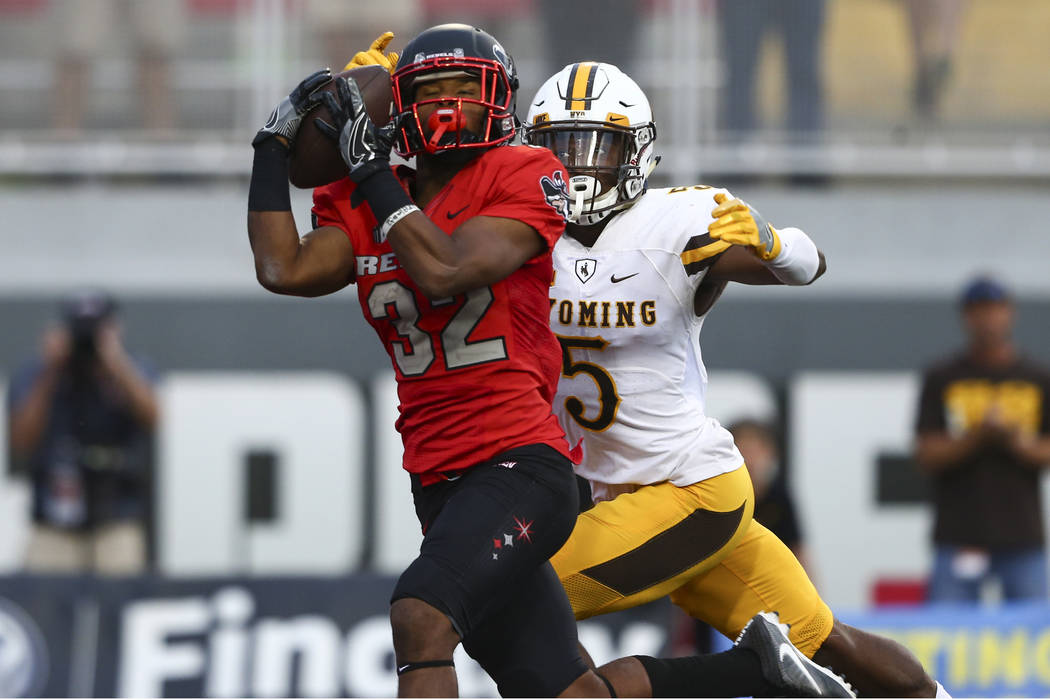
left=2, top=295, right=1050, bottom=610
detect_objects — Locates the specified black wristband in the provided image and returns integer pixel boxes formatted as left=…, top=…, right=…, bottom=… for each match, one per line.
left=248, top=139, right=292, bottom=212
left=357, top=167, right=417, bottom=236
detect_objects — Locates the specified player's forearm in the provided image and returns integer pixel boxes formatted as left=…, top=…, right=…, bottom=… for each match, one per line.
left=353, top=169, right=467, bottom=298
left=762, top=226, right=823, bottom=285
left=247, top=139, right=304, bottom=293
left=386, top=213, right=476, bottom=298
left=247, top=210, right=309, bottom=292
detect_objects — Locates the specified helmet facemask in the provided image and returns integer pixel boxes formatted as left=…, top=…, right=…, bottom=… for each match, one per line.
left=393, top=56, right=517, bottom=157
left=526, top=121, right=656, bottom=225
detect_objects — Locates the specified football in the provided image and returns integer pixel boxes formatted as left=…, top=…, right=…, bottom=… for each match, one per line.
left=288, top=64, right=394, bottom=189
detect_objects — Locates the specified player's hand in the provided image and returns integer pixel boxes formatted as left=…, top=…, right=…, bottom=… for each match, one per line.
left=252, top=68, right=332, bottom=148
left=708, top=192, right=781, bottom=261
left=313, top=75, right=396, bottom=184
left=344, top=31, right=399, bottom=75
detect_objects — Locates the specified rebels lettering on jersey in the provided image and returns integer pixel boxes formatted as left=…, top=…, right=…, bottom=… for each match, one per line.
left=312, top=146, right=574, bottom=485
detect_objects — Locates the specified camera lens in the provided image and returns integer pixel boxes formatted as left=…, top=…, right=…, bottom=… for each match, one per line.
left=70, top=317, right=98, bottom=359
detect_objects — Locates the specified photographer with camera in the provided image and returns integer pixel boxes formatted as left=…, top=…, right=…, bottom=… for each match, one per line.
left=7, top=291, right=158, bottom=575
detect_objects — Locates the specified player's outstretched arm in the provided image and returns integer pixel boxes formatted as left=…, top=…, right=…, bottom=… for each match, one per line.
left=706, top=192, right=826, bottom=286
left=248, top=70, right=356, bottom=297
left=706, top=245, right=827, bottom=285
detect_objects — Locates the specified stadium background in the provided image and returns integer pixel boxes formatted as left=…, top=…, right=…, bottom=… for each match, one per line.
left=1, top=0, right=1049, bottom=696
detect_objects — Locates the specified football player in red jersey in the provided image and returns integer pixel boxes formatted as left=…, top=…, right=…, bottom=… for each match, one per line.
left=247, top=23, right=611, bottom=698
left=248, top=24, right=856, bottom=700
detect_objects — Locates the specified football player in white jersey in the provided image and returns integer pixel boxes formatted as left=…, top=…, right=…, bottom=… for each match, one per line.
left=523, top=62, right=948, bottom=699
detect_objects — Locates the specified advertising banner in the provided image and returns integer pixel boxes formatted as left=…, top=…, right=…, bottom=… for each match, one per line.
left=842, top=604, right=1050, bottom=698
left=705, top=602, right=1050, bottom=698
left=5, top=575, right=1049, bottom=697
left=0, top=575, right=671, bottom=698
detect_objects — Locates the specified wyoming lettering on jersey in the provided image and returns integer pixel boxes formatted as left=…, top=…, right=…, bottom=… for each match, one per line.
left=549, top=298, right=658, bottom=328
left=549, top=185, right=745, bottom=491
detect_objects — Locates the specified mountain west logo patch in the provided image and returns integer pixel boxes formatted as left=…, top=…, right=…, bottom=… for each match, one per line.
left=575, top=258, right=597, bottom=283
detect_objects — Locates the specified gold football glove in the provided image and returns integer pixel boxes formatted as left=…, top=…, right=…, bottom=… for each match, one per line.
left=708, top=192, right=782, bottom=261
left=344, top=31, right=399, bottom=74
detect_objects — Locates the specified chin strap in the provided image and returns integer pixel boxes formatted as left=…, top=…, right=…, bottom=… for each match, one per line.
left=567, top=174, right=606, bottom=224
left=570, top=187, right=587, bottom=222
left=567, top=153, right=660, bottom=225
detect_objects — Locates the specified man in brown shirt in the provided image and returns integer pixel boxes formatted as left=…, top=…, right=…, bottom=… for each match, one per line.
left=915, top=275, right=1050, bottom=602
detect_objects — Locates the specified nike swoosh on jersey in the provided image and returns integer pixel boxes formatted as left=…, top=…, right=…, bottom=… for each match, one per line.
left=779, top=643, right=822, bottom=694
left=610, top=273, right=639, bottom=283
left=446, top=205, right=470, bottom=219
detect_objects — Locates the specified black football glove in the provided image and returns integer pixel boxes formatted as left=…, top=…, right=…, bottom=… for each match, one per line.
left=313, top=76, right=396, bottom=184
left=252, top=68, right=332, bottom=148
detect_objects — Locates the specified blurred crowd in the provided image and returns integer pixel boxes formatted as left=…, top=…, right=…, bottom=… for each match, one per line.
left=0, top=0, right=1042, bottom=140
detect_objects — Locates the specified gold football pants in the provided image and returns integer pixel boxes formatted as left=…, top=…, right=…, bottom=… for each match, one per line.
left=552, top=465, right=833, bottom=656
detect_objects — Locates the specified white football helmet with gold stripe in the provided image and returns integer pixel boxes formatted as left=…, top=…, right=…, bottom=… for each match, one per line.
left=523, top=62, right=657, bottom=225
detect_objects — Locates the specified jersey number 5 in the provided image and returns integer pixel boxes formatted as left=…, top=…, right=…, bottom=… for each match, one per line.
left=557, top=335, right=621, bottom=432
left=368, top=281, right=507, bottom=376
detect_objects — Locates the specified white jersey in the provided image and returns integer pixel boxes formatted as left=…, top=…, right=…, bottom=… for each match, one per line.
left=550, top=185, right=744, bottom=490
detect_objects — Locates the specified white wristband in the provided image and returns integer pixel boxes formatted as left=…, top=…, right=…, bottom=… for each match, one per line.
left=765, top=226, right=820, bottom=285
left=378, top=204, right=421, bottom=241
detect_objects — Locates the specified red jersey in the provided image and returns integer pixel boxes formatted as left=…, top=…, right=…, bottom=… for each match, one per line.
left=312, top=145, right=574, bottom=485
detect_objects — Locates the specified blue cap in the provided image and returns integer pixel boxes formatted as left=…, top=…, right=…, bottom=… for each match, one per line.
left=960, top=276, right=1010, bottom=306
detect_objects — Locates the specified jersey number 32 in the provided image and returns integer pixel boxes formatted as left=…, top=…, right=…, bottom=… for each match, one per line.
left=368, top=281, right=508, bottom=376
